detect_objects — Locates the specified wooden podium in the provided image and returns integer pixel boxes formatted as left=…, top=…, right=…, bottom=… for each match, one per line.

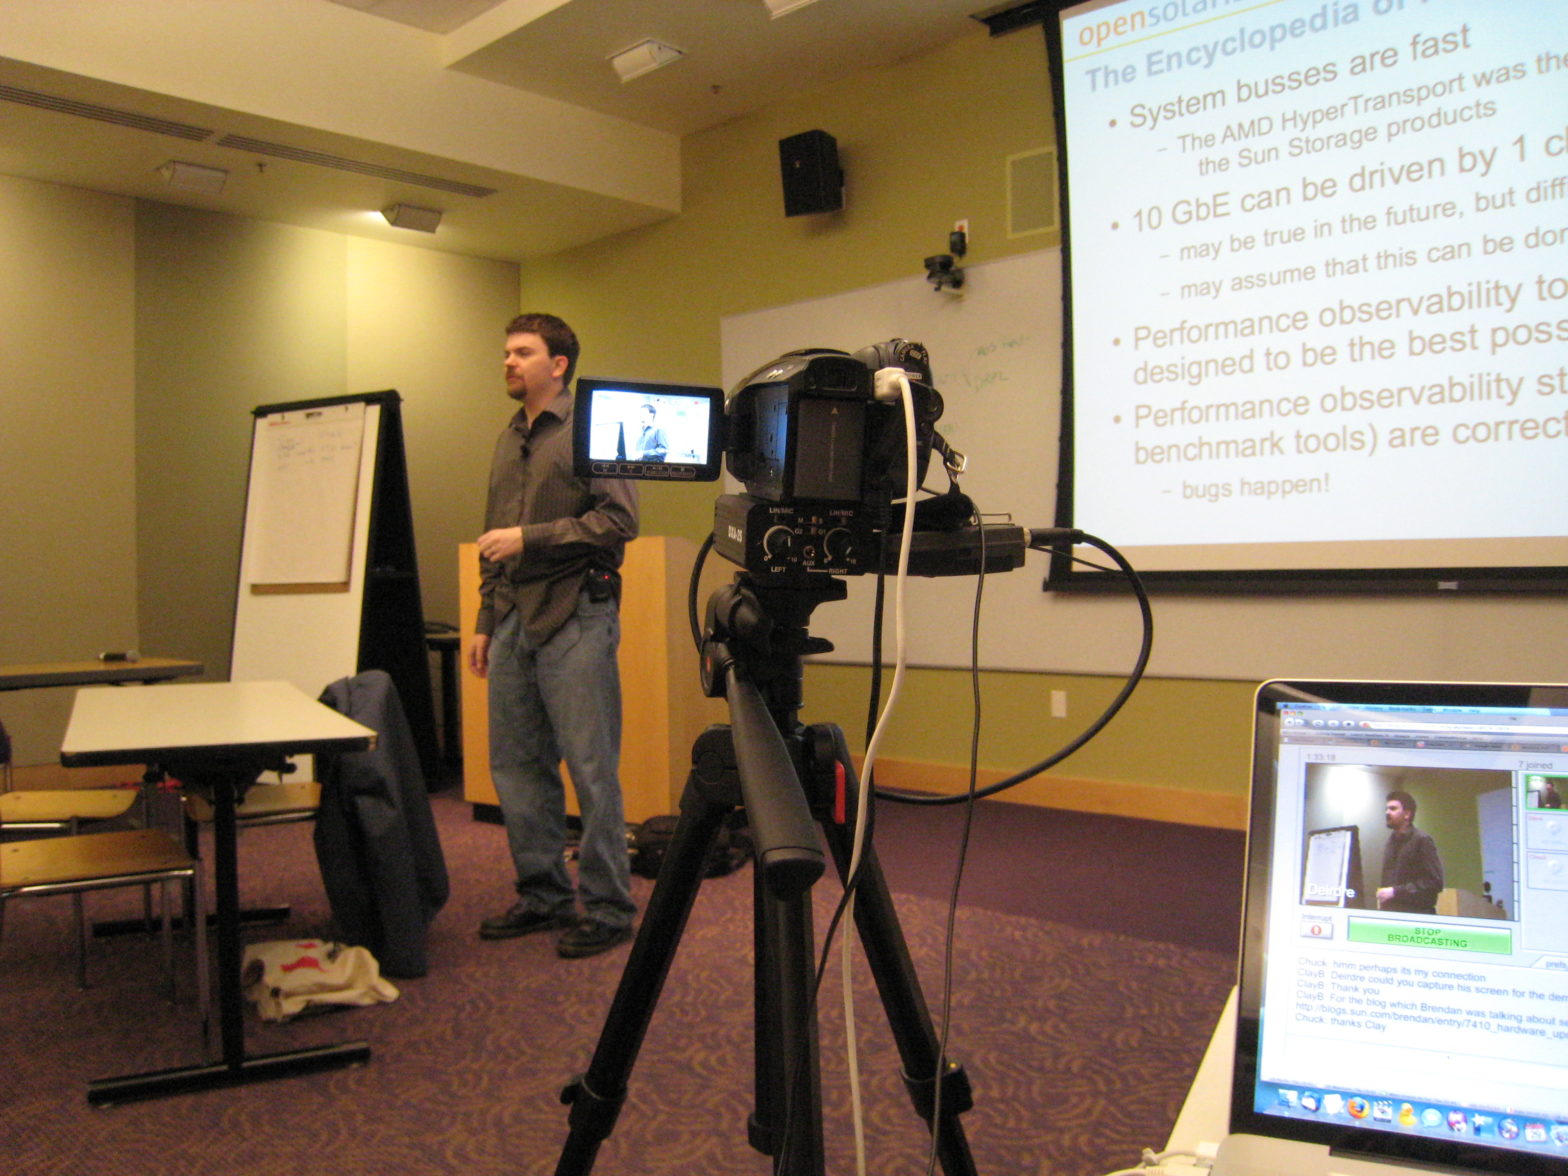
left=458, top=537, right=726, bottom=823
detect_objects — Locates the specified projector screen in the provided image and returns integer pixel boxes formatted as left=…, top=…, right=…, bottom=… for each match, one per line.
left=1045, top=0, right=1568, bottom=591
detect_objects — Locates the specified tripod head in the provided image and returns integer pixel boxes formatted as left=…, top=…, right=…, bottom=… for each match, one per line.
left=698, top=573, right=846, bottom=897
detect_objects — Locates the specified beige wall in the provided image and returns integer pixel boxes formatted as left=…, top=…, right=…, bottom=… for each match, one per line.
left=133, top=205, right=518, bottom=682
left=0, top=174, right=138, bottom=765
left=3, top=194, right=517, bottom=766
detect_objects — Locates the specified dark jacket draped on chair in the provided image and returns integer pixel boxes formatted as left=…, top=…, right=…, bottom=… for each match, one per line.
left=314, top=670, right=448, bottom=978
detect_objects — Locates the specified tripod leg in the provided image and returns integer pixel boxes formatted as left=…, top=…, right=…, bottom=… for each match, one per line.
left=808, top=736, right=979, bottom=1176
left=750, top=874, right=825, bottom=1175
left=555, top=775, right=729, bottom=1176
left=829, top=830, right=977, bottom=1175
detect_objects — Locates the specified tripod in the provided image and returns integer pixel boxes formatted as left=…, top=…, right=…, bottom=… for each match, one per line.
left=555, top=573, right=978, bottom=1176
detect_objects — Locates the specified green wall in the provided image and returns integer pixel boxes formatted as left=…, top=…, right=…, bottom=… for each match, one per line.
left=516, top=27, right=1253, bottom=812
left=0, top=174, right=137, bottom=764
left=134, top=205, right=349, bottom=683
left=522, top=27, right=1059, bottom=544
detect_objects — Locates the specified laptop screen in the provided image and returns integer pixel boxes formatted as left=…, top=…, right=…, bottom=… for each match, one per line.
left=1234, top=681, right=1568, bottom=1176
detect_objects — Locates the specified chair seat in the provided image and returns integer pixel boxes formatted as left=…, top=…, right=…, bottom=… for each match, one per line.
left=185, top=780, right=320, bottom=825
left=0, top=788, right=139, bottom=828
left=1, top=829, right=194, bottom=890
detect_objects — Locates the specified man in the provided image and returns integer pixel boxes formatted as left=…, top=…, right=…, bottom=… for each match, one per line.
left=634, top=402, right=668, bottom=462
left=469, top=313, right=639, bottom=958
left=1375, top=790, right=1443, bottom=914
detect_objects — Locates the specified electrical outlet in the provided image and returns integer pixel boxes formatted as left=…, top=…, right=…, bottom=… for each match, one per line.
left=1050, top=690, right=1067, bottom=718
left=940, top=219, right=965, bottom=261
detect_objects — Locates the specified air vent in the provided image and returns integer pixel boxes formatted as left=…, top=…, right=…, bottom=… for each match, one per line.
left=0, top=83, right=213, bottom=141
left=1007, top=146, right=1058, bottom=238
left=215, top=134, right=496, bottom=198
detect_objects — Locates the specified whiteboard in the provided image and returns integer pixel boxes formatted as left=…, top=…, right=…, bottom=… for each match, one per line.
left=231, top=399, right=381, bottom=696
left=1302, top=827, right=1358, bottom=908
left=243, top=401, right=366, bottom=588
left=717, top=251, right=1568, bottom=685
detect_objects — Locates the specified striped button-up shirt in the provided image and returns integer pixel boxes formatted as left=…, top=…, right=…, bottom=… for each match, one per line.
left=476, top=388, right=639, bottom=646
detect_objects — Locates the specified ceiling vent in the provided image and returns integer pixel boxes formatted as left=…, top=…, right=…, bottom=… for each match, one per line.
left=0, top=82, right=494, bottom=200
left=214, top=134, right=496, bottom=198
left=0, top=83, right=213, bottom=141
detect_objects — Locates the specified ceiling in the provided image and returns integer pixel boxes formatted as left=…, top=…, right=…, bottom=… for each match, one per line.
left=337, top=0, right=1001, bottom=137
left=0, top=0, right=1021, bottom=262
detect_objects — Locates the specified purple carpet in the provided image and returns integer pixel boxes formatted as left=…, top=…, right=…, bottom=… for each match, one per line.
left=0, top=788, right=1238, bottom=1176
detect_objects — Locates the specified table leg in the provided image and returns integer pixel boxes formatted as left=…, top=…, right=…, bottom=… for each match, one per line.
left=86, top=764, right=370, bottom=1106
left=210, top=771, right=245, bottom=1065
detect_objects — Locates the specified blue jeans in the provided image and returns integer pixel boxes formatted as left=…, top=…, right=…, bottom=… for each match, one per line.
left=487, top=593, right=635, bottom=928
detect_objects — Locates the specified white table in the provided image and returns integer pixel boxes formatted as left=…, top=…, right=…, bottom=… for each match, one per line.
left=61, top=680, right=376, bottom=1104
left=1165, top=987, right=1236, bottom=1167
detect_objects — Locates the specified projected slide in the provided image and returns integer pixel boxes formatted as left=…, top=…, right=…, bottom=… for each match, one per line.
left=1054, top=0, right=1567, bottom=581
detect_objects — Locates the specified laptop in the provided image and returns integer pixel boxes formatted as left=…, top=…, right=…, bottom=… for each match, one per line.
left=1215, top=680, right=1568, bottom=1176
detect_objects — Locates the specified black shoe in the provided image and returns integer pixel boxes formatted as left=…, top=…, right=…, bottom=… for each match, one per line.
left=556, top=918, right=634, bottom=958
left=479, top=904, right=572, bottom=940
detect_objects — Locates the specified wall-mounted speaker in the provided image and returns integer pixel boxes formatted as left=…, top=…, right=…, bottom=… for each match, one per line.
left=778, top=130, right=843, bottom=217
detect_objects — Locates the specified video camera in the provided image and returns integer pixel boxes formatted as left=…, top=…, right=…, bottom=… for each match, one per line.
left=574, top=339, right=1024, bottom=581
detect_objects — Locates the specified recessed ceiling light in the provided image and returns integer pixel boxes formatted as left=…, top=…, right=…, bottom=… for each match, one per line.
left=382, top=203, right=443, bottom=233
left=157, top=160, right=228, bottom=194
left=763, top=0, right=822, bottom=17
left=608, top=39, right=684, bottom=83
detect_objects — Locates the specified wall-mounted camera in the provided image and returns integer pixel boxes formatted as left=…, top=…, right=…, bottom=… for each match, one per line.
left=923, top=253, right=964, bottom=293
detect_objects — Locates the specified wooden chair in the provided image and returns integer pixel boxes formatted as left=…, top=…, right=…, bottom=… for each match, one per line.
left=183, top=777, right=321, bottom=830
left=1, top=715, right=157, bottom=932
left=0, top=786, right=140, bottom=834
left=0, top=718, right=207, bottom=1021
left=182, top=773, right=321, bottom=925
left=0, top=717, right=141, bottom=836
left=0, top=828, right=210, bottom=1024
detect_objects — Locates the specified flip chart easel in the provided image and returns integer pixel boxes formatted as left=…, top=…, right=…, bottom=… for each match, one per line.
left=230, top=390, right=439, bottom=781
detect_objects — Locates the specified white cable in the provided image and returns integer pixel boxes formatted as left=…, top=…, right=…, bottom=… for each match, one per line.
left=840, top=367, right=919, bottom=1176
left=1096, top=1146, right=1209, bottom=1176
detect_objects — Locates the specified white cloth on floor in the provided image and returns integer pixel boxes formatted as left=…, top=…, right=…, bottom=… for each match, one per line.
left=242, top=938, right=399, bottom=1022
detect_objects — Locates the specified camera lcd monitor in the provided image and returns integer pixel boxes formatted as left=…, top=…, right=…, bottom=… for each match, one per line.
left=573, top=376, right=724, bottom=482
left=1043, top=0, right=1568, bottom=591
left=1225, top=679, right=1568, bottom=1176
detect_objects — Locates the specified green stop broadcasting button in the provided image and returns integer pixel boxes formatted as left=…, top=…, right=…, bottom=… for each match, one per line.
left=1348, top=920, right=1513, bottom=954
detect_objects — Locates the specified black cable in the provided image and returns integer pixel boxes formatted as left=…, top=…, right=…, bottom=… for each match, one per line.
left=688, top=532, right=715, bottom=652
left=866, top=568, right=887, bottom=753
left=924, top=516, right=987, bottom=1175
left=877, top=529, right=1153, bottom=807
